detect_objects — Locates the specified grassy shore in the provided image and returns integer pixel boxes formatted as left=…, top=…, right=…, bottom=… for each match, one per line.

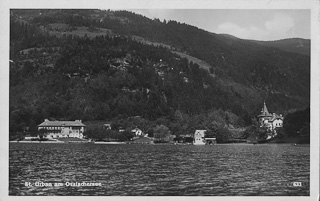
left=10, top=137, right=90, bottom=143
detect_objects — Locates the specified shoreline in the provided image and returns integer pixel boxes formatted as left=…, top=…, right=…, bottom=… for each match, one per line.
left=9, top=141, right=310, bottom=146
left=9, top=140, right=89, bottom=143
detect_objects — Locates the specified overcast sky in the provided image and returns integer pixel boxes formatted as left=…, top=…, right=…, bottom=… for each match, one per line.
left=127, top=9, right=310, bottom=41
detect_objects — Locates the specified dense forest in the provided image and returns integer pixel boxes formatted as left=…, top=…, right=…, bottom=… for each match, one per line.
left=9, top=9, right=310, bottom=142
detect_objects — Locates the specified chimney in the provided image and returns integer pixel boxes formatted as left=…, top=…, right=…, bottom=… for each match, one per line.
left=45, top=119, right=49, bottom=122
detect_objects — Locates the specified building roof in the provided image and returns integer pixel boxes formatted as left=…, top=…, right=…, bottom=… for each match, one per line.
left=131, top=128, right=142, bottom=132
left=268, top=114, right=284, bottom=122
left=194, top=130, right=206, bottom=136
left=38, top=119, right=86, bottom=127
left=195, top=130, right=206, bottom=133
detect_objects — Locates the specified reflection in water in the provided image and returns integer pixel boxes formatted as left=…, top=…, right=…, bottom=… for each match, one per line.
left=9, top=143, right=309, bottom=196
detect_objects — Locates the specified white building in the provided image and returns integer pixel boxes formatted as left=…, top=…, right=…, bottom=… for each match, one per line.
left=193, top=130, right=206, bottom=145
left=257, top=102, right=283, bottom=138
left=257, top=102, right=283, bottom=129
left=37, top=119, right=86, bottom=139
left=132, top=128, right=143, bottom=136
left=103, top=123, right=112, bottom=130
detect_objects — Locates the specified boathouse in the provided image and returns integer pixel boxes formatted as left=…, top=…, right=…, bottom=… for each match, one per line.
left=205, top=137, right=217, bottom=145
left=37, top=119, right=86, bottom=139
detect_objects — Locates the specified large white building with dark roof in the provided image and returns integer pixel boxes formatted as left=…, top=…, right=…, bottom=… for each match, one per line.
left=37, top=119, right=86, bottom=139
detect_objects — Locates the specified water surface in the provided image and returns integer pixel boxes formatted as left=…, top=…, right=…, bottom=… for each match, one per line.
left=9, top=143, right=309, bottom=196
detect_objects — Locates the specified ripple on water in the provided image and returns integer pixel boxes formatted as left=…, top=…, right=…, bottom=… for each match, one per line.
left=9, top=143, right=309, bottom=196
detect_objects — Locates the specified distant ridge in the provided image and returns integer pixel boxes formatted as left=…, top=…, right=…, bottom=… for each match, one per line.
left=219, top=34, right=240, bottom=40
left=249, top=38, right=310, bottom=56
left=219, top=33, right=310, bottom=56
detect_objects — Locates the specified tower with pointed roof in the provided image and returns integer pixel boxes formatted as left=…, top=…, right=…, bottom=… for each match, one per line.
left=257, top=101, right=272, bottom=125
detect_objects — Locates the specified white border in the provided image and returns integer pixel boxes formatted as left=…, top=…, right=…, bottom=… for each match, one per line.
left=1, top=0, right=319, bottom=201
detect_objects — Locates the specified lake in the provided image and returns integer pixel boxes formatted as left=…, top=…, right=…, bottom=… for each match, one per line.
left=9, top=143, right=309, bottom=196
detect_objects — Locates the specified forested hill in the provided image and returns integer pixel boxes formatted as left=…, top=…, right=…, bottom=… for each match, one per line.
left=250, top=38, right=310, bottom=56
left=9, top=9, right=310, bottom=135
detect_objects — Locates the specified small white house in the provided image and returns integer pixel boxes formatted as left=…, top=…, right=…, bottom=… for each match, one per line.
left=131, top=128, right=143, bottom=136
left=193, top=130, right=206, bottom=145
left=103, top=123, right=112, bottom=130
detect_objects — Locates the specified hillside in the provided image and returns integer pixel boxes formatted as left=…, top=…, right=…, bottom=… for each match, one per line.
left=9, top=9, right=310, bottom=141
left=250, top=38, right=310, bottom=56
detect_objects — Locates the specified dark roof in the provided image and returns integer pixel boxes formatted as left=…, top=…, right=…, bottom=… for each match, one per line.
left=131, top=128, right=142, bottom=132
left=38, top=119, right=86, bottom=127
left=269, top=115, right=284, bottom=122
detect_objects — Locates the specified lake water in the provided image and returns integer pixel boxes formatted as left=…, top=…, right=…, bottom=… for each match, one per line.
left=9, top=143, right=309, bottom=196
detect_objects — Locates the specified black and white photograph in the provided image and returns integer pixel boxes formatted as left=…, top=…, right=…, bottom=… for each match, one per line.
left=1, top=0, right=319, bottom=199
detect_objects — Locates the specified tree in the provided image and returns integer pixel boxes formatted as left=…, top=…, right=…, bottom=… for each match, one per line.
left=298, top=121, right=310, bottom=137
left=105, top=129, right=128, bottom=142
left=122, top=130, right=134, bottom=141
left=212, top=126, right=231, bottom=143
left=255, top=126, right=268, bottom=140
left=243, top=118, right=268, bottom=141
left=38, top=128, right=48, bottom=139
left=28, top=119, right=38, bottom=133
left=111, top=121, right=122, bottom=131
left=153, top=124, right=171, bottom=143
left=168, top=122, right=182, bottom=135
left=297, top=121, right=310, bottom=143
left=275, top=127, right=286, bottom=140
left=155, top=118, right=168, bottom=127
left=283, top=107, right=309, bottom=137
left=84, top=127, right=106, bottom=141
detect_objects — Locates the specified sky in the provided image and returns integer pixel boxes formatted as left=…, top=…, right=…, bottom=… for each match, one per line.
left=127, top=9, right=310, bottom=41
